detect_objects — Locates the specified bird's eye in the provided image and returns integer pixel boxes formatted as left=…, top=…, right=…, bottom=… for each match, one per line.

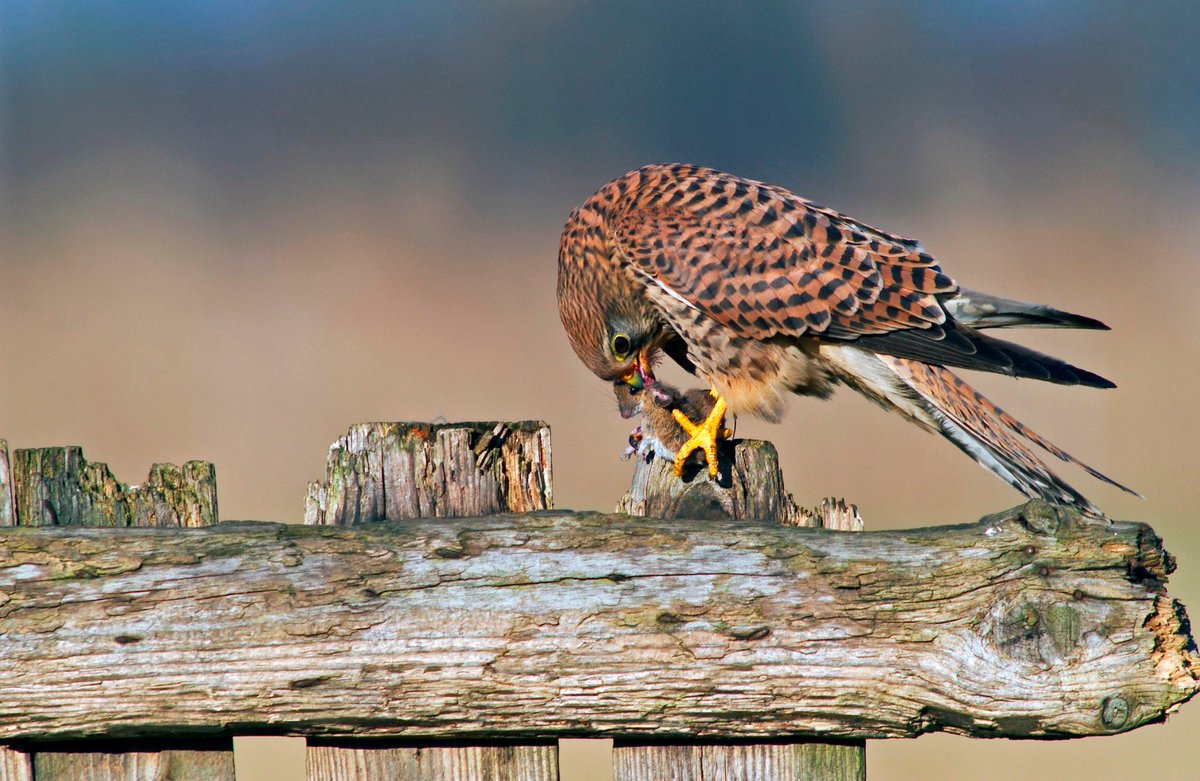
left=611, top=333, right=632, bottom=360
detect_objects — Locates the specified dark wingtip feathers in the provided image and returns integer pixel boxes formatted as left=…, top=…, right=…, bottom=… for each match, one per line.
left=1002, top=306, right=1111, bottom=332
left=857, top=325, right=1117, bottom=389
left=945, top=288, right=1111, bottom=331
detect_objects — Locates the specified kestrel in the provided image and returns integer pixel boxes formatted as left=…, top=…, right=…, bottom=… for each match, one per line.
left=558, top=164, right=1138, bottom=515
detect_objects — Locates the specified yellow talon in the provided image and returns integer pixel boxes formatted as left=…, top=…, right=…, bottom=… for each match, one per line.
left=670, top=393, right=729, bottom=478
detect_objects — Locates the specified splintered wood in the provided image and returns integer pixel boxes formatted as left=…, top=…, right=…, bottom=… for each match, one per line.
left=305, top=421, right=552, bottom=525
left=7, top=445, right=216, bottom=528
left=615, top=438, right=865, bottom=781
left=0, top=442, right=228, bottom=780
left=303, top=420, right=556, bottom=780
left=0, top=422, right=1195, bottom=781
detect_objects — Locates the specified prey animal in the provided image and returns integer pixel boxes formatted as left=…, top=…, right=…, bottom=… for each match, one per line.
left=557, top=163, right=1137, bottom=515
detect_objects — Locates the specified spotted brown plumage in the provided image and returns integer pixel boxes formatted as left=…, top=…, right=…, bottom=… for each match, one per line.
left=558, top=163, right=1138, bottom=514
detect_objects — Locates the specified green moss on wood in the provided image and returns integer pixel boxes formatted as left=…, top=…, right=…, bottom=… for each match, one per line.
left=10, top=447, right=216, bottom=528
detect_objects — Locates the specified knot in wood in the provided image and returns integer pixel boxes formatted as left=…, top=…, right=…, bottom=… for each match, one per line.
left=1101, top=695, right=1130, bottom=730
left=1017, top=499, right=1078, bottom=536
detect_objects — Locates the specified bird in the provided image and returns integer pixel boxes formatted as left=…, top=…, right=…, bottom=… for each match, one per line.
left=557, top=163, right=1139, bottom=516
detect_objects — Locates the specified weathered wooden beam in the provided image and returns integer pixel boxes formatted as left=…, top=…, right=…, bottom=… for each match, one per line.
left=0, top=502, right=1193, bottom=742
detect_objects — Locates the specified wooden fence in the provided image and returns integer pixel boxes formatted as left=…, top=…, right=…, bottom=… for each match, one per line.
left=0, top=423, right=1195, bottom=780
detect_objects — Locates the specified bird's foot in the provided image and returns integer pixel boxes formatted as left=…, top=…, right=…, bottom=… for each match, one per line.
left=671, top=391, right=730, bottom=478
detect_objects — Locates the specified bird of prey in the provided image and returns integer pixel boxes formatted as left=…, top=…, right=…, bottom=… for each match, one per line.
left=557, top=163, right=1138, bottom=515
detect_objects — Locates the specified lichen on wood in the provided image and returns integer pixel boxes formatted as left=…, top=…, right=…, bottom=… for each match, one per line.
left=0, top=502, right=1193, bottom=743
left=10, top=446, right=217, bottom=528
left=0, top=442, right=226, bottom=778
left=615, top=438, right=865, bottom=781
left=305, top=421, right=552, bottom=525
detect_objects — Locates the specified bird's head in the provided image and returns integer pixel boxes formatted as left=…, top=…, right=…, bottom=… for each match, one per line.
left=559, top=293, right=662, bottom=392
left=558, top=215, right=666, bottom=395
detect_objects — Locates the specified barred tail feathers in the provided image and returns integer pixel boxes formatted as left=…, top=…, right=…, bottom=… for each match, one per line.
left=878, top=356, right=1138, bottom=515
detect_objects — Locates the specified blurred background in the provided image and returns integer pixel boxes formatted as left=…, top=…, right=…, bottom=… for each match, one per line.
left=1, top=2, right=1197, bottom=779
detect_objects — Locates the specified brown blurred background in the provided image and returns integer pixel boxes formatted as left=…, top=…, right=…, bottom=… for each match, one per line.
left=1, top=3, right=1197, bottom=779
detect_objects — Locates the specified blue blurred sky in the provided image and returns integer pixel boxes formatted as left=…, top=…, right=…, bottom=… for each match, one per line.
left=3, top=2, right=1197, bottom=227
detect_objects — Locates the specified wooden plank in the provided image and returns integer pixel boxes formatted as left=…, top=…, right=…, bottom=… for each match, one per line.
left=5, top=446, right=226, bottom=775
left=614, top=438, right=866, bottom=781
left=0, top=441, right=14, bottom=527
left=0, top=503, right=1193, bottom=741
left=303, top=421, right=554, bottom=779
left=790, top=743, right=866, bottom=781
left=33, top=749, right=234, bottom=781
left=0, top=746, right=33, bottom=781
left=613, top=743, right=863, bottom=781
left=614, top=745, right=699, bottom=780
left=307, top=744, right=557, bottom=781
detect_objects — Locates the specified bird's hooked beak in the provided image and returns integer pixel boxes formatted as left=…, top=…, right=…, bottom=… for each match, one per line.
left=620, top=349, right=654, bottom=391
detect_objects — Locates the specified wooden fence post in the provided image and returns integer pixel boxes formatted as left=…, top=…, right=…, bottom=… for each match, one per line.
left=304, top=421, right=552, bottom=526
left=0, top=441, right=23, bottom=781
left=0, top=441, right=14, bottom=528
left=0, top=746, right=30, bottom=781
left=304, top=421, right=557, bottom=781
left=0, top=444, right=229, bottom=781
left=614, top=439, right=867, bottom=781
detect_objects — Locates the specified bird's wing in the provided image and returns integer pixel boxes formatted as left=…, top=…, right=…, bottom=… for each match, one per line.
left=610, top=165, right=1111, bottom=386
left=611, top=166, right=956, bottom=342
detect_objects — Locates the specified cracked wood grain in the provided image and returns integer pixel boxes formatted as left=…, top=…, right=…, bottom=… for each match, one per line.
left=304, top=421, right=558, bottom=780
left=0, top=443, right=228, bottom=780
left=615, top=439, right=865, bottom=781
left=10, top=446, right=217, bottom=528
left=307, top=744, right=556, bottom=781
left=304, top=421, right=552, bottom=525
left=0, top=501, right=1193, bottom=743
left=0, top=442, right=14, bottom=528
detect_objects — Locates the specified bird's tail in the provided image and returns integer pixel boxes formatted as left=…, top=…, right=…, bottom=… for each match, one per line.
left=873, top=354, right=1140, bottom=516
